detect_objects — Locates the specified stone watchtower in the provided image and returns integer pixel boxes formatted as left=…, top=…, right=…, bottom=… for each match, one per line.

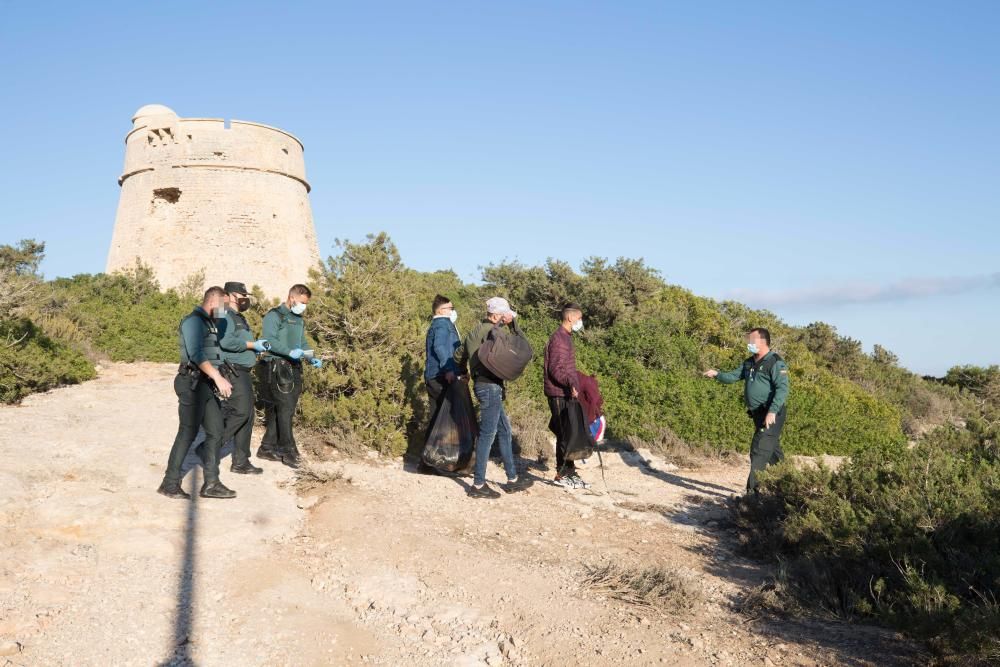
left=106, top=104, right=321, bottom=299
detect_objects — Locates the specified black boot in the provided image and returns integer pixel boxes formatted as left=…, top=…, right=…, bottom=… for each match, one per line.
left=280, top=450, right=301, bottom=469
left=200, top=480, right=237, bottom=499
left=157, top=480, right=191, bottom=500
left=256, top=446, right=282, bottom=462
left=231, top=460, right=263, bottom=475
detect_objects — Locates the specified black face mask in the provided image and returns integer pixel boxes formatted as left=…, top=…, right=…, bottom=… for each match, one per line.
left=236, top=297, right=251, bottom=313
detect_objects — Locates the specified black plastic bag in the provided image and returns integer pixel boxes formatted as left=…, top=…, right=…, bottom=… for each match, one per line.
left=560, top=399, right=596, bottom=461
left=421, top=379, right=478, bottom=473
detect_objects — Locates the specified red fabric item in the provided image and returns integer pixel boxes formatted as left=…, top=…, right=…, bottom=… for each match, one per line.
left=543, top=326, right=580, bottom=398
left=576, top=372, right=604, bottom=424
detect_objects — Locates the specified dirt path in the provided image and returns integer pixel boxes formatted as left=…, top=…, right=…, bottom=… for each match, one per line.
left=0, top=364, right=925, bottom=666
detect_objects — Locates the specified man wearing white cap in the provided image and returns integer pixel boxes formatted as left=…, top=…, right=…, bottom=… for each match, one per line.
left=454, top=297, right=531, bottom=498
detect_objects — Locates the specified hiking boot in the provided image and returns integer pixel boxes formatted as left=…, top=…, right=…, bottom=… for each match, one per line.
left=230, top=461, right=263, bottom=475
left=501, top=476, right=531, bottom=493
left=200, top=480, right=237, bottom=499
left=256, top=447, right=282, bottom=462
left=467, top=484, right=501, bottom=499
left=157, top=481, right=191, bottom=500
left=570, top=474, right=591, bottom=490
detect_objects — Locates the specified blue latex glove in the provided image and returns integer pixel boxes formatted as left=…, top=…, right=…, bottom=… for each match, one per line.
left=289, top=348, right=304, bottom=360
left=310, top=358, right=323, bottom=369
left=252, top=339, right=270, bottom=353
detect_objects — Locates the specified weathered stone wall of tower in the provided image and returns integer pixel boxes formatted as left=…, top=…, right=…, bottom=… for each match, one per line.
left=106, top=106, right=321, bottom=300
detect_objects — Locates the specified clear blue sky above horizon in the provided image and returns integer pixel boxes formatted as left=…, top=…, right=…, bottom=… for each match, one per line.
left=2, top=2, right=997, bottom=376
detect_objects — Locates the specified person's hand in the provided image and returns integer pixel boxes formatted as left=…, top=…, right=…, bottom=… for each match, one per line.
left=571, top=386, right=579, bottom=398
left=444, top=371, right=456, bottom=384
left=216, top=376, right=233, bottom=399
left=703, top=369, right=719, bottom=378
left=289, top=348, right=304, bottom=360
left=764, top=412, right=777, bottom=428
left=252, top=339, right=270, bottom=353
left=310, top=358, right=323, bottom=369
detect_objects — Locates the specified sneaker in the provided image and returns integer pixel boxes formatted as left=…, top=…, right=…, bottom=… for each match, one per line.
left=501, top=476, right=531, bottom=493
left=554, top=475, right=576, bottom=489
left=570, top=474, right=591, bottom=490
left=467, top=484, right=501, bottom=499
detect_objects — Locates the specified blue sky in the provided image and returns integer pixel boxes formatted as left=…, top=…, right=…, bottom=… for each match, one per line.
left=2, top=2, right=997, bottom=375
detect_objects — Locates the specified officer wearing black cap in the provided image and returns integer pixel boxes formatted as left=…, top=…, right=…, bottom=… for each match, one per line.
left=157, top=286, right=236, bottom=500
left=218, top=281, right=271, bottom=475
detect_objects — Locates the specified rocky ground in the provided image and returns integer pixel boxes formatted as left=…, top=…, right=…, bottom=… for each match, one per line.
left=0, top=363, right=927, bottom=666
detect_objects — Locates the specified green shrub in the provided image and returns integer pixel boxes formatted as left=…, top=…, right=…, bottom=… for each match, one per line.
left=0, top=318, right=95, bottom=402
left=737, top=427, right=1000, bottom=660
left=37, top=264, right=191, bottom=362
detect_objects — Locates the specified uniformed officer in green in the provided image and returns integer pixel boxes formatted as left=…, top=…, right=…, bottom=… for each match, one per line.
left=257, top=284, right=322, bottom=468
left=218, top=281, right=271, bottom=475
left=703, top=327, right=789, bottom=494
left=157, top=286, right=236, bottom=500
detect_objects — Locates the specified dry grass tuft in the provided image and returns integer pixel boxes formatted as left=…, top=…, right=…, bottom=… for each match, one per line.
left=293, top=466, right=344, bottom=493
left=583, top=563, right=701, bottom=615
left=614, top=501, right=671, bottom=516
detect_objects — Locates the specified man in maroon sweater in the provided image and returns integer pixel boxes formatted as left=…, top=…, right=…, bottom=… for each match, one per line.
left=544, top=304, right=590, bottom=489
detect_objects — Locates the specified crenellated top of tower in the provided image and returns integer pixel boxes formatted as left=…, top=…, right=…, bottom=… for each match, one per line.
left=120, top=104, right=310, bottom=192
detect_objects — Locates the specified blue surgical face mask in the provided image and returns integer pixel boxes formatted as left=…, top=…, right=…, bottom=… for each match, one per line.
left=290, top=302, right=307, bottom=315
left=747, top=343, right=759, bottom=355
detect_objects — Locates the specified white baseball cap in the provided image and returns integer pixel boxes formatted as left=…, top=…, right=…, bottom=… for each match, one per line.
left=486, top=297, right=517, bottom=318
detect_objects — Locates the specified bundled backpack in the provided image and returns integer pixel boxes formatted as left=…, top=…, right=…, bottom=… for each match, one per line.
left=478, top=325, right=534, bottom=381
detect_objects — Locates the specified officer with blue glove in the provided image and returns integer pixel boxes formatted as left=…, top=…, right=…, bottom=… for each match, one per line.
left=218, top=282, right=270, bottom=475
left=257, top=284, right=318, bottom=468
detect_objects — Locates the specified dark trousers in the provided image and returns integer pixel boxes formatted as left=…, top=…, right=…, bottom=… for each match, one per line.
left=747, top=406, right=786, bottom=493
left=163, top=373, right=225, bottom=485
left=163, top=372, right=204, bottom=485
left=423, top=377, right=446, bottom=442
left=259, top=360, right=303, bottom=456
left=222, top=365, right=255, bottom=465
left=547, top=395, right=575, bottom=475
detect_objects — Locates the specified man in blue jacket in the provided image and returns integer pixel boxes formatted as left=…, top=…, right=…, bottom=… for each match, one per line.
left=424, top=295, right=461, bottom=439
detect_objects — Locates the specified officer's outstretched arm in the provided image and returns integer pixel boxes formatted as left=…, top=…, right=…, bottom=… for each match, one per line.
left=714, top=366, right=745, bottom=384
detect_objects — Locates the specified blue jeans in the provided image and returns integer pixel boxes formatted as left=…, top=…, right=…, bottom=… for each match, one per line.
left=473, top=382, right=517, bottom=486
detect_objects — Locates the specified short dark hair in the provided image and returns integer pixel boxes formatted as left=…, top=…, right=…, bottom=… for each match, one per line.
left=561, top=303, right=582, bottom=321
left=748, top=327, right=771, bottom=346
left=202, top=286, right=226, bottom=305
left=289, top=284, right=312, bottom=298
left=432, top=294, right=452, bottom=314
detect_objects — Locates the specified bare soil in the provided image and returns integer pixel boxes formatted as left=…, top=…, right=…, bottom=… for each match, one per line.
left=0, top=364, right=927, bottom=666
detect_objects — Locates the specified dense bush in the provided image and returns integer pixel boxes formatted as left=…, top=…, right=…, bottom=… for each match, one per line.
left=738, top=426, right=1000, bottom=661
left=0, top=317, right=95, bottom=402
left=36, top=264, right=191, bottom=363
left=0, top=240, right=95, bottom=401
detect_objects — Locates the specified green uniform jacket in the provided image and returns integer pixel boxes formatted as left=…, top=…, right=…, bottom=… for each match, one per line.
left=218, top=311, right=258, bottom=368
left=716, top=351, right=789, bottom=414
left=262, top=304, right=308, bottom=362
left=178, top=307, right=222, bottom=367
